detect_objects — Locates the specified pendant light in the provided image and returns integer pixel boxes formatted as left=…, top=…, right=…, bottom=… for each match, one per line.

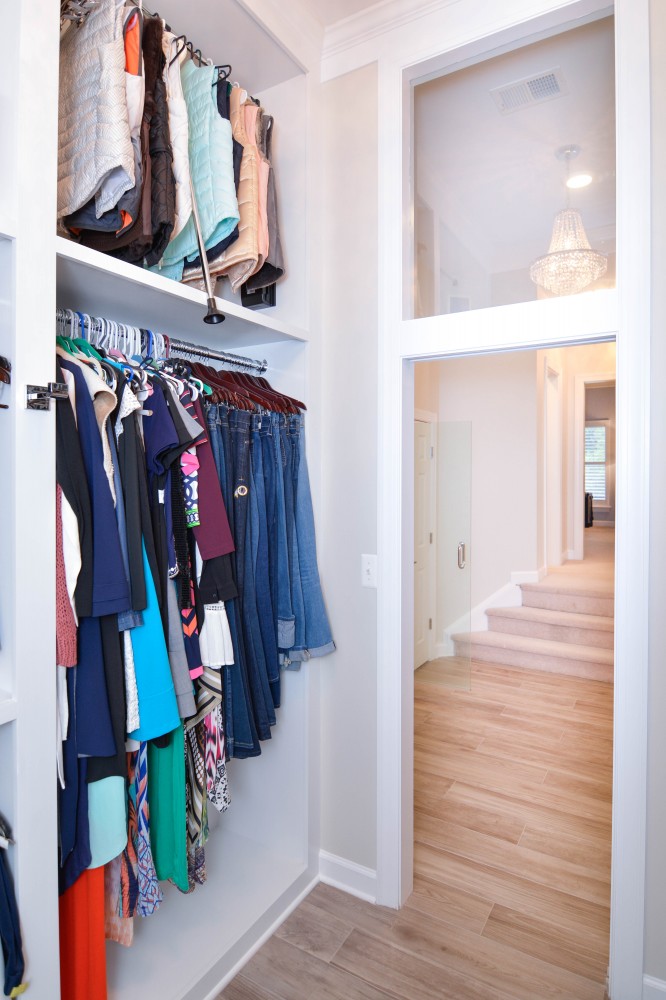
left=529, top=145, right=607, bottom=297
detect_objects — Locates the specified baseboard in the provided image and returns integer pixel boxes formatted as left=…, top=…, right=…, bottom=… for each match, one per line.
left=511, top=568, right=544, bottom=585
left=567, top=548, right=576, bottom=560
left=643, top=975, right=666, bottom=998
left=319, top=850, right=377, bottom=903
left=195, top=869, right=319, bottom=999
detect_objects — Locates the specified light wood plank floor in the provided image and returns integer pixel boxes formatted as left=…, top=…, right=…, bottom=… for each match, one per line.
left=220, top=660, right=613, bottom=1000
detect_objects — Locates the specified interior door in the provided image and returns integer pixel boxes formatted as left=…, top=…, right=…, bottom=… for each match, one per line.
left=434, top=420, right=472, bottom=689
left=414, top=419, right=434, bottom=669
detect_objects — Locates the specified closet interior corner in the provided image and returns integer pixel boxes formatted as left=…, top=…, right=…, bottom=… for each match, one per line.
left=3, top=0, right=326, bottom=997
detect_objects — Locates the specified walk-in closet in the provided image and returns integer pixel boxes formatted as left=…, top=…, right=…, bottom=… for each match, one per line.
left=1, top=1, right=664, bottom=999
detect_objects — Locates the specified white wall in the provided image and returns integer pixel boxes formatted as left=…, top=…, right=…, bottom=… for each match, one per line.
left=319, top=63, right=379, bottom=871
left=434, top=352, right=540, bottom=622
left=645, top=0, right=666, bottom=982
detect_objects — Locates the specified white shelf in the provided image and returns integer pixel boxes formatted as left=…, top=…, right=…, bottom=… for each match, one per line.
left=0, top=690, right=17, bottom=725
left=0, top=213, right=16, bottom=240
left=107, top=827, right=310, bottom=1000
left=55, top=236, right=308, bottom=352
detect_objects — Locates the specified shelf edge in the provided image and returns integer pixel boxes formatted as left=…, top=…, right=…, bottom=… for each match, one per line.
left=0, top=692, right=18, bottom=726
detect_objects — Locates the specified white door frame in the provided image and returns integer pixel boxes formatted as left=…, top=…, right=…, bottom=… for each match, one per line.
left=372, top=2, right=650, bottom=999
left=414, top=410, right=438, bottom=667
left=572, top=371, right=616, bottom=560
left=544, top=360, right=563, bottom=569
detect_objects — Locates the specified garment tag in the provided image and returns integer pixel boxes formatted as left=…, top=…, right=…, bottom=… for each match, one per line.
left=158, top=489, right=165, bottom=504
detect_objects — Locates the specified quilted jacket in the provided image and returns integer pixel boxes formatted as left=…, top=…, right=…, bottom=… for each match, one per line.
left=112, top=15, right=175, bottom=266
left=246, top=112, right=285, bottom=291
left=182, top=86, right=259, bottom=293
left=58, top=0, right=134, bottom=219
left=162, top=32, right=193, bottom=241
left=151, top=60, right=239, bottom=281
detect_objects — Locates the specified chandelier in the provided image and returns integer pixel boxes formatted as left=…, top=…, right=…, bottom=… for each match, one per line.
left=529, top=147, right=607, bottom=297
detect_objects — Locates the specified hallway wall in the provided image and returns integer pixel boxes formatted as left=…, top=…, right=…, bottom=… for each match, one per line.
left=319, top=62, right=379, bottom=871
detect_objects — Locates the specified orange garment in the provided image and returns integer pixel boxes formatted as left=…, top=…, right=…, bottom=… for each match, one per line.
left=59, top=868, right=107, bottom=1000
left=124, top=11, right=141, bottom=75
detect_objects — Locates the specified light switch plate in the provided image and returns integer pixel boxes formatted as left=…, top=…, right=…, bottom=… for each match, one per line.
left=361, top=554, right=378, bottom=588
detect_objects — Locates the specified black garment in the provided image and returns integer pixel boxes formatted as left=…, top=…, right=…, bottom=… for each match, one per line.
left=116, top=399, right=148, bottom=614
left=55, top=358, right=94, bottom=618
left=113, top=15, right=176, bottom=266
left=87, top=615, right=127, bottom=782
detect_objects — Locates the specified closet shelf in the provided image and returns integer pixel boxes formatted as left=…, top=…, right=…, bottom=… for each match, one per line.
left=0, top=690, right=18, bottom=726
left=0, top=213, right=17, bottom=240
left=55, top=237, right=308, bottom=351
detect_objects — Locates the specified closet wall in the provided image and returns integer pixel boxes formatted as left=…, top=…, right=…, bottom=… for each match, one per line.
left=319, top=62, right=379, bottom=875
left=3, top=1, right=329, bottom=997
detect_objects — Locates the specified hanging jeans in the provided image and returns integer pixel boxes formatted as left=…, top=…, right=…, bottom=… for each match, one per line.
left=287, top=414, right=336, bottom=661
left=271, top=413, right=295, bottom=653
left=229, top=408, right=275, bottom=738
left=0, top=842, right=25, bottom=997
left=206, top=404, right=260, bottom=758
left=251, top=414, right=280, bottom=708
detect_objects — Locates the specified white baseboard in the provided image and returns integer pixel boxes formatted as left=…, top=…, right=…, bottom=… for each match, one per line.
left=319, top=850, right=377, bottom=903
left=567, top=548, right=576, bottom=560
left=199, top=871, right=319, bottom=999
left=644, top=975, right=666, bottom=998
left=511, top=568, right=546, bottom=585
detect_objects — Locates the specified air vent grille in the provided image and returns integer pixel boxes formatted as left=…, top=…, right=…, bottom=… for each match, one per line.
left=491, top=68, right=568, bottom=114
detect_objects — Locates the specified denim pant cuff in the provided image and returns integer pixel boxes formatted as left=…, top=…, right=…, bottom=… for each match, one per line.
left=278, top=617, right=296, bottom=649
left=288, top=640, right=336, bottom=662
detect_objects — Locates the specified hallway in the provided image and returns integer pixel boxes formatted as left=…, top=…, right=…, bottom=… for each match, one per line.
left=220, top=531, right=613, bottom=999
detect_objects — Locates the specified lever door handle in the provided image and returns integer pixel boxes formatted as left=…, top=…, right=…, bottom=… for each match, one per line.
left=458, top=543, right=466, bottom=570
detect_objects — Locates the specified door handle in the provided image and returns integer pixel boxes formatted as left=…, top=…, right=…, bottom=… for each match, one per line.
left=458, top=542, right=466, bottom=570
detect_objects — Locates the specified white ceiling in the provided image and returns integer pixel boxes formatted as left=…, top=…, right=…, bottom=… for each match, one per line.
left=308, top=0, right=381, bottom=26
left=414, top=15, right=616, bottom=275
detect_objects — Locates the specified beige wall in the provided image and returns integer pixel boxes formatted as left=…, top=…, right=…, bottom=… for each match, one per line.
left=645, top=0, right=666, bottom=980
left=434, top=352, right=540, bottom=612
left=318, top=63, right=379, bottom=869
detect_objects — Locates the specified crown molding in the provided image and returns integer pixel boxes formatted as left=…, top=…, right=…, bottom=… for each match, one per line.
left=239, top=0, right=324, bottom=73
left=323, top=0, right=458, bottom=61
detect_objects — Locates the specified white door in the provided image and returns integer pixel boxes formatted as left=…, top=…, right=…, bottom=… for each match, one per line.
left=545, top=365, right=563, bottom=568
left=414, top=419, right=434, bottom=669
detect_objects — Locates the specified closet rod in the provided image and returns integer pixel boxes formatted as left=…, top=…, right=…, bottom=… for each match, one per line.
left=169, top=339, right=268, bottom=374
left=55, top=308, right=268, bottom=374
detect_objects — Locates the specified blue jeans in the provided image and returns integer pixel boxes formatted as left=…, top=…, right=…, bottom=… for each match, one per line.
left=206, top=405, right=260, bottom=758
left=271, top=413, right=296, bottom=650
left=230, top=409, right=275, bottom=738
left=251, top=415, right=280, bottom=707
left=287, top=415, right=335, bottom=661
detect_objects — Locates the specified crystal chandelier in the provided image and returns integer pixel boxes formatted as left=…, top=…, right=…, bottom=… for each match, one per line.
left=529, top=146, right=607, bottom=297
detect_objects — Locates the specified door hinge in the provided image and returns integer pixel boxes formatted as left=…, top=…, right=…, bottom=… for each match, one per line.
left=430, top=446, right=434, bottom=458
left=428, top=618, right=432, bottom=630
left=429, top=532, right=433, bottom=544
left=26, top=382, right=68, bottom=411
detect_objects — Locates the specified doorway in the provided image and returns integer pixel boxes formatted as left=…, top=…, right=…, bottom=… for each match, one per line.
left=411, top=344, right=616, bottom=993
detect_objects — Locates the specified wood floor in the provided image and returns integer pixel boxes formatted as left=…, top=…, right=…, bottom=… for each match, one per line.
left=220, top=658, right=613, bottom=1000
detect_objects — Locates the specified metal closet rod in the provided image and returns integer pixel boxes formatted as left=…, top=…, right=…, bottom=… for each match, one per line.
left=55, top=308, right=268, bottom=374
left=169, top=338, right=268, bottom=374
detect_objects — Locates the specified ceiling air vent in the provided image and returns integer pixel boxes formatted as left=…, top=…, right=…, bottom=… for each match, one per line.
left=490, top=68, right=568, bottom=114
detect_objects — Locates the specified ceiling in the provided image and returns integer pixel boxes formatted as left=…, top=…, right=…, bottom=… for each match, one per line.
left=414, top=15, right=616, bottom=276
left=308, top=0, right=382, bottom=26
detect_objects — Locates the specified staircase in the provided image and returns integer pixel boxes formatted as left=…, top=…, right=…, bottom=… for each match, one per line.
left=452, top=579, right=614, bottom=683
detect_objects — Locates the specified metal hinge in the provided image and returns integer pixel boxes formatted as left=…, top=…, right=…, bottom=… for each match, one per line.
left=429, top=618, right=432, bottom=630
left=26, top=382, right=68, bottom=411
left=429, top=532, right=433, bottom=544
left=430, top=446, right=434, bottom=458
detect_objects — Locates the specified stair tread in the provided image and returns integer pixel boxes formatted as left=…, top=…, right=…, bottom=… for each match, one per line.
left=452, top=630, right=614, bottom=664
left=521, top=580, right=613, bottom=600
left=486, top=606, right=614, bottom=629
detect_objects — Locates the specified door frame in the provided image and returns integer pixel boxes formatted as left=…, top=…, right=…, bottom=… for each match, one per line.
left=414, top=411, right=438, bottom=668
left=572, top=371, right=616, bottom=559
left=373, top=2, right=650, bottom=998
left=544, top=360, right=563, bottom=569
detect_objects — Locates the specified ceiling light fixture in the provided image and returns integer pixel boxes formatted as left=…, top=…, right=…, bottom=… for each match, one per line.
left=529, top=145, right=607, bottom=297
left=566, top=172, right=593, bottom=189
